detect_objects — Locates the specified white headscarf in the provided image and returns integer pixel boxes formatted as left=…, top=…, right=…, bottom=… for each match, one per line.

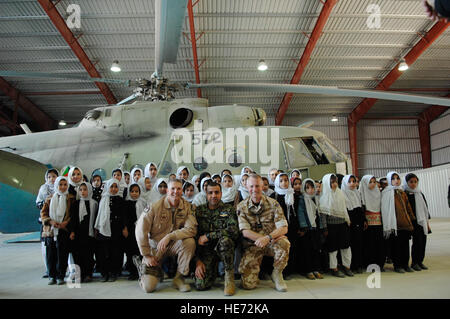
left=148, top=178, right=167, bottom=204
left=127, top=182, right=148, bottom=221
left=138, top=176, right=153, bottom=203
left=238, top=173, right=250, bottom=200
left=176, top=166, right=190, bottom=181
left=123, top=171, right=131, bottom=186
left=289, top=169, right=302, bottom=181
left=274, top=173, right=295, bottom=207
left=111, top=168, right=128, bottom=197
left=221, top=174, right=238, bottom=204
left=403, top=174, right=429, bottom=236
left=95, top=179, right=120, bottom=237
left=191, top=175, right=200, bottom=194
left=130, top=167, right=144, bottom=184
left=78, top=182, right=98, bottom=237
left=302, top=178, right=318, bottom=228
left=381, top=171, right=402, bottom=238
left=319, top=174, right=350, bottom=224
left=359, top=175, right=381, bottom=213
left=341, top=175, right=362, bottom=211
left=49, top=176, right=69, bottom=238
left=192, top=177, right=211, bottom=207
left=36, top=168, right=59, bottom=205
left=144, top=162, right=158, bottom=186
left=182, top=181, right=196, bottom=203
left=68, top=166, right=83, bottom=199
left=240, top=166, right=254, bottom=176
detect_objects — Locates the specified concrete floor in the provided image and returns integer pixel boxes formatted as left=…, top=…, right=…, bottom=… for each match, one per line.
left=1, top=219, right=450, bottom=299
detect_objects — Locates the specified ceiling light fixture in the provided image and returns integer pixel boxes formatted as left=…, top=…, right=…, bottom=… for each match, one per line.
left=398, top=58, right=409, bottom=71
left=59, top=120, right=67, bottom=126
left=110, top=60, right=121, bottom=72
left=257, top=59, right=268, bottom=71
left=331, top=115, right=338, bottom=122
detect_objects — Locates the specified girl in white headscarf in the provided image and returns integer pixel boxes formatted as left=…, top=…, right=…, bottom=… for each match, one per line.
left=341, top=174, right=366, bottom=274
left=289, top=169, right=302, bottom=185
left=176, top=166, right=190, bottom=182
left=359, top=175, right=384, bottom=271
left=130, top=167, right=144, bottom=184
left=36, top=168, right=60, bottom=278
left=262, top=177, right=275, bottom=197
left=144, top=162, right=158, bottom=186
left=137, top=176, right=153, bottom=204
left=221, top=174, right=238, bottom=207
left=403, top=173, right=431, bottom=271
left=148, top=178, right=168, bottom=204
left=182, top=181, right=196, bottom=203
left=320, top=173, right=353, bottom=278
left=267, top=167, right=279, bottom=190
left=124, top=182, right=147, bottom=280
left=40, top=176, right=72, bottom=285
left=191, top=175, right=200, bottom=195
left=192, top=177, right=212, bottom=208
left=69, top=181, right=98, bottom=282
left=381, top=171, right=415, bottom=273
left=123, top=171, right=131, bottom=187
left=111, top=168, right=128, bottom=199
left=271, top=172, right=297, bottom=277
left=68, top=166, right=83, bottom=199
left=238, top=173, right=250, bottom=201
left=94, top=178, right=127, bottom=282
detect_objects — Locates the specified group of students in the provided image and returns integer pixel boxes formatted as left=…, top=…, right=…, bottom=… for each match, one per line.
left=36, top=162, right=431, bottom=286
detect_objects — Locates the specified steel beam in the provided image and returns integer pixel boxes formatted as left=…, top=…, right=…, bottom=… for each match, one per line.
left=275, top=0, right=338, bottom=125
left=0, top=77, right=56, bottom=131
left=187, top=0, right=202, bottom=98
left=37, top=0, right=118, bottom=105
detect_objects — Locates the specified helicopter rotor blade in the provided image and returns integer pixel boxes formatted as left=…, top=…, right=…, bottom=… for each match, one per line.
left=0, top=70, right=132, bottom=86
left=186, top=82, right=450, bottom=107
left=116, top=93, right=141, bottom=106
left=154, top=0, right=189, bottom=79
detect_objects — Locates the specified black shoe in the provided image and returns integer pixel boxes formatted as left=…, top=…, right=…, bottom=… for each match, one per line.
left=394, top=268, right=406, bottom=274
left=101, top=275, right=109, bottom=282
left=405, top=267, right=414, bottom=273
left=235, top=273, right=241, bottom=280
left=357, top=267, right=364, bottom=274
left=411, top=264, right=422, bottom=271
left=343, top=268, right=354, bottom=277
left=419, top=263, right=428, bottom=270
left=48, top=278, right=56, bottom=285
left=42, top=273, right=49, bottom=279
left=108, top=275, right=117, bottom=282
left=331, top=270, right=345, bottom=278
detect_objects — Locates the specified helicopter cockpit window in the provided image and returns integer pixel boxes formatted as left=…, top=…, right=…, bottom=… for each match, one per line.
left=283, top=138, right=316, bottom=168
left=84, top=110, right=102, bottom=121
left=317, top=136, right=347, bottom=163
left=301, top=137, right=329, bottom=165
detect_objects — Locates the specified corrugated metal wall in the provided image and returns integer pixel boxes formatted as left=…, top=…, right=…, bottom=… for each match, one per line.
left=282, top=115, right=422, bottom=178
left=400, top=164, right=450, bottom=218
left=431, top=109, right=450, bottom=167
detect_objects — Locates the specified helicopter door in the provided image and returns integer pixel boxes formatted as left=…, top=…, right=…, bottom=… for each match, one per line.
left=301, top=137, right=330, bottom=165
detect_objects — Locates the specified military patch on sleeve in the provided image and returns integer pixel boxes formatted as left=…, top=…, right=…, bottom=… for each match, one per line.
left=220, top=211, right=229, bottom=217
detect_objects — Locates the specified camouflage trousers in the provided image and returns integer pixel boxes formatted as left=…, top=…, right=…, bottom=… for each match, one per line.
left=239, top=237, right=290, bottom=289
left=194, top=236, right=235, bottom=291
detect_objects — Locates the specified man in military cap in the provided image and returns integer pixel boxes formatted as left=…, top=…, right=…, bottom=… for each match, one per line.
left=194, top=181, right=240, bottom=296
left=237, top=174, right=290, bottom=292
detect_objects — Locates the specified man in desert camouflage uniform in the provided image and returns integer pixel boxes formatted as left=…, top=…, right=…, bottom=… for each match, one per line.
left=237, top=174, right=290, bottom=292
left=194, top=181, right=240, bottom=296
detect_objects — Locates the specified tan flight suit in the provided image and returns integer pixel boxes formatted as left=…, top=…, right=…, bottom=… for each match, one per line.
left=237, top=194, right=290, bottom=289
left=135, top=196, right=197, bottom=285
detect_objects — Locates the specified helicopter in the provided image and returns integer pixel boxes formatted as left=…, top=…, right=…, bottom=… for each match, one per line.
left=1, top=0, right=450, bottom=234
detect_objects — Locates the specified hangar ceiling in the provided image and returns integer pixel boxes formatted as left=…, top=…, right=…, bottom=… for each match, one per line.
left=0, top=0, right=449, bottom=135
